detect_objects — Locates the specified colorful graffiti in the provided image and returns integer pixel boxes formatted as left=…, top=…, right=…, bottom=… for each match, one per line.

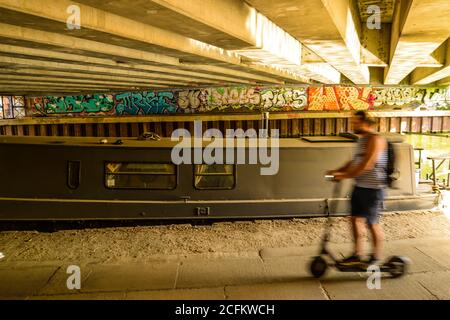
left=33, top=95, right=114, bottom=115
left=115, top=91, right=177, bottom=115
left=372, top=87, right=450, bottom=110
left=30, top=87, right=308, bottom=115
left=260, top=88, right=307, bottom=111
left=177, top=87, right=261, bottom=112
left=29, top=85, right=450, bottom=116
left=307, top=86, right=375, bottom=111
left=177, top=87, right=307, bottom=112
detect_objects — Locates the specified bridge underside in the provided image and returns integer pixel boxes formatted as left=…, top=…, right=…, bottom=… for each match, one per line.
left=0, top=0, right=449, bottom=96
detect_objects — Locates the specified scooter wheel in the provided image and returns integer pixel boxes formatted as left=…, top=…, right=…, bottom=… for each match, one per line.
left=386, top=256, right=409, bottom=278
left=310, top=256, right=328, bottom=278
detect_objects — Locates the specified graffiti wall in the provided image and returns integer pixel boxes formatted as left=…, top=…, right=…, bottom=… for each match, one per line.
left=28, top=85, right=450, bottom=116
left=372, top=87, right=450, bottom=110
left=30, top=87, right=308, bottom=115
left=115, top=91, right=177, bottom=115
left=307, top=86, right=375, bottom=111
left=33, top=94, right=114, bottom=115
left=177, top=87, right=307, bottom=112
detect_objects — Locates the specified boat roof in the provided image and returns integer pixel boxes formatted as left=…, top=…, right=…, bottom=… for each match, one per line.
left=0, top=134, right=406, bottom=149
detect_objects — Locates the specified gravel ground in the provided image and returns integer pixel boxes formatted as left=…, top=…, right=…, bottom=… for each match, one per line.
left=1, top=209, right=449, bottom=264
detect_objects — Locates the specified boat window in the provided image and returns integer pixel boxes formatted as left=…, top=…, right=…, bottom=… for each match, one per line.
left=194, top=164, right=235, bottom=190
left=105, top=162, right=176, bottom=190
left=67, top=161, right=81, bottom=189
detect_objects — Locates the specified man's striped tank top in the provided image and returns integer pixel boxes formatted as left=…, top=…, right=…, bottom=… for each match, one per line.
left=352, top=133, right=388, bottom=189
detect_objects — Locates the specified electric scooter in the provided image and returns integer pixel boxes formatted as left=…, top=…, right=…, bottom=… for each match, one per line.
left=309, top=175, right=410, bottom=278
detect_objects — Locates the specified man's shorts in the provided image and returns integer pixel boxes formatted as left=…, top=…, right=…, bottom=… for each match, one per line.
left=351, top=186, right=385, bottom=225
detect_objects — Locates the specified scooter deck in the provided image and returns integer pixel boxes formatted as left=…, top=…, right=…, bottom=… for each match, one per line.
left=334, top=261, right=392, bottom=272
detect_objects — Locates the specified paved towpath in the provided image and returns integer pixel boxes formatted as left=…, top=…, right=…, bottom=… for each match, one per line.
left=1, top=236, right=449, bottom=300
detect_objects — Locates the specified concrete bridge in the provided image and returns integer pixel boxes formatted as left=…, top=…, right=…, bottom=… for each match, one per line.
left=0, top=0, right=449, bottom=95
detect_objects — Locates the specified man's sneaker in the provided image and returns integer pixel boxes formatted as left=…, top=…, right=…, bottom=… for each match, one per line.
left=366, top=254, right=381, bottom=266
left=338, top=254, right=362, bottom=266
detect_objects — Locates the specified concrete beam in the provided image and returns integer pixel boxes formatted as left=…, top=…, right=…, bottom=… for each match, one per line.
left=0, top=23, right=287, bottom=85
left=0, top=80, right=172, bottom=93
left=360, top=24, right=390, bottom=67
left=297, top=63, right=341, bottom=84
left=412, top=40, right=450, bottom=84
left=437, top=76, right=450, bottom=85
left=302, top=47, right=325, bottom=64
left=385, top=0, right=450, bottom=84
left=0, top=78, right=137, bottom=90
left=178, top=63, right=283, bottom=84
left=246, top=0, right=370, bottom=84
left=237, top=62, right=309, bottom=83
left=418, top=56, right=444, bottom=68
left=0, top=90, right=84, bottom=95
left=0, top=83, right=175, bottom=94
left=0, top=69, right=174, bottom=87
left=76, top=1, right=332, bottom=82
left=413, top=66, right=450, bottom=85
left=0, top=43, right=252, bottom=85
left=0, top=55, right=210, bottom=86
left=78, top=0, right=258, bottom=50
left=0, top=24, right=180, bottom=67
left=0, top=0, right=241, bottom=65
left=0, top=74, right=169, bottom=88
left=0, top=0, right=307, bottom=83
left=0, top=85, right=114, bottom=92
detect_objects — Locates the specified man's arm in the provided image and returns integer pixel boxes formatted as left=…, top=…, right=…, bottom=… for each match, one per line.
left=328, top=160, right=352, bottom=175
left=339, top=135, right=386, bottom=179
left=337, top=161, right=353, bottom=172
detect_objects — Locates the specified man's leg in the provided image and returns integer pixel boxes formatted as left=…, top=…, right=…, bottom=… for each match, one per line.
left=367, top=189, right=384, bottom=262
left=352, top=216, right=367, bottom=257
left=368, top=223, right=384, bottom=261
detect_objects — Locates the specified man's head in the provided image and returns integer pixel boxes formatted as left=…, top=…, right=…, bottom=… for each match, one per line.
left=351, top=110, right=376, bottom=134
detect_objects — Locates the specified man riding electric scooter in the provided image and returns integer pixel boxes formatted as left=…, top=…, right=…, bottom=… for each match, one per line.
left=328, top=110, right=387, bottom=267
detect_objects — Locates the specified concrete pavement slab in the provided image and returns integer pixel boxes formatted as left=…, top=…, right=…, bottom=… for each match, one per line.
left=125, top=287, right=225, bottom=300
left=309, top=238, right=449, bottom=274
left=81, top=262, right=179, bottom=292
left=182, top=252, right=260, bottom=261
left=413, top=245, right=450, bottom=269
left=320, top=270, right=436, bottom=300
left=1, top=237, right=449, bottom=299
left=259, top=246, right=320, bottom=260
left=410, top=271, right=450, bottom=300
left=262, top=256, right=314, bottom=282
left=225, top=280, right=326, bottom=300
left=0, top=265, right=59, bottom=298
left=176, top=258, right=266, bottom=289
left=29, top=292, right=126, bottom=300
left=385, top=237, right=450, bottom=248
left=38, top=263, right=93, bottom=295
left=383, top=246, right=447, bottom=273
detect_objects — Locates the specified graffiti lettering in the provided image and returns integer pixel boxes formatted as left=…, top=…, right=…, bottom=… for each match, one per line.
left=34, top=95, right=113, bottom=114
left=372, top=87, right=450, bottom=110
left=308, top=86, right=374, bottom=111
left=30, top=86, right=450, bottom=116
left=260, top=88, right=307, bottom=111
left=115, top=91, right=177, bottom=115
